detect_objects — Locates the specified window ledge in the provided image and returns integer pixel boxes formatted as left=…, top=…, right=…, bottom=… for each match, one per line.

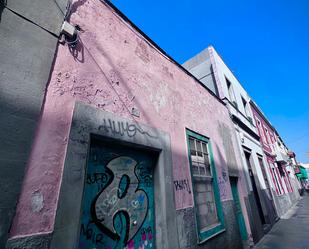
left=198, top=228, right=226, bottom=244
left=200, top=222, right=221, bottom=232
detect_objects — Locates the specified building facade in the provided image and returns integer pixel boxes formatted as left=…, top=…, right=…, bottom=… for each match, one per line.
left=183, top=46, right=290, bottom=243
left=1, top=1, right=302, bottom=249
left=296, top=163, right=309, bottom=190
left=6, top=1, right=253, bottom=248
left=250, top=101, right=300, bottom=217
left=286, top=153, right=302, bottom=191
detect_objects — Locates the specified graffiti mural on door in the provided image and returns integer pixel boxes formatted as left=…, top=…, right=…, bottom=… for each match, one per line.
left=79, top=140, right=156, bottom=249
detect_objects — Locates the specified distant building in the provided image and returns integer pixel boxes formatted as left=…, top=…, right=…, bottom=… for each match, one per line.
left=297, top=163, right=309, bottom=188
left=250, top=101, right=300, bottom=217
left=184, top=46, right=276, bottom=243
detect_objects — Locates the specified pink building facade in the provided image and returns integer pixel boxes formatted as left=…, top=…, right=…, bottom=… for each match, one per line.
left=6, top=1, right=253, bottom=248
left=250, top=101, right=300, bottom=217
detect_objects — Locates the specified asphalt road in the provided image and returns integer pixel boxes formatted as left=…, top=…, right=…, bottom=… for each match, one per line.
left=254, top=193, right=309, bottom=249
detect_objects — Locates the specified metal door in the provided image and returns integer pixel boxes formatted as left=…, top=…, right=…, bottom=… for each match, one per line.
left=78, top=139, right=156, bottom=249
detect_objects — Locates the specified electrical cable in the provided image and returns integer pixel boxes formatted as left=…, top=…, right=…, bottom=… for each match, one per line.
left=3, top=0, right=72, bottom=38
left=53, top=0, right=65, bottom=16
left=4, top=5, right=58, bottom=38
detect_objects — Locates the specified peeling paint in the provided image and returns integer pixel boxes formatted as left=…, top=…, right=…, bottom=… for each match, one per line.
left=31, top=192, right=43, bottom=213
left=150, top=84, right=168, bottom=113
left=10, top=0, right=238, bottom=239
left=135, top=39, right=150, bottom=63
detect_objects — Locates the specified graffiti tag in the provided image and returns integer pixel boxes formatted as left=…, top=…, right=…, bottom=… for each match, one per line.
left=98, top=119, right=157, bottom=138
left=173, top=179, right=191, bottom=194
left=80, top=222, right=105, bottom=246
left=86, top=173, right=109, bottom=185
left=91, top=157, right=148, bottom=245
left=218, top=176, right=228, bottom=200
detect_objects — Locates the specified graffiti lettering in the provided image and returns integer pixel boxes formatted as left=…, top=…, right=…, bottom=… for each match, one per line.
left=81, top=223, right=105, bottom=245
left=86, top=173, right=109, bottom=185
left=222, top=170, right=228, bottom=182
left=134, top=226, right=153, bottom=249
left=136, top=162, right=153, bottom=187
left=98, top=119, right=157, bottom=138
left=79, top=145, right=155, bottom=249
left=141, top=226, right=153, bottom=241
left=91, top=157, right=148, bottom=245
left=218, top=176, right=228, bottom=200
left=173, top=179, right=191, bottom=194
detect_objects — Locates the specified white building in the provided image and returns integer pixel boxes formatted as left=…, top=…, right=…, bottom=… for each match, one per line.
left=183, top=46, right=280, bottom=243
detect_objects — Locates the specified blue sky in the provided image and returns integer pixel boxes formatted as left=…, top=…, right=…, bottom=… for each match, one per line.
left=112, top=0, right=309, bottom=163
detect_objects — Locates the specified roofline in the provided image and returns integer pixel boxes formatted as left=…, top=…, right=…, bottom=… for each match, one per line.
left=249, top=100, right=288, bottom=148
left=208, top=46, right=253, bottom=99
left=101, top=0, right=226, bottom=106
left=249, top=100, right=275, bottom=132
left=210, top=47, right=287, bottom=148
left=209, top=47, right=291, bottom=149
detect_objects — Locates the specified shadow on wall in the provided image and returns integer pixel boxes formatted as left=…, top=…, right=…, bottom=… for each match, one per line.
left=61, top=11, right=254, bottom=213
left=0, top=39, right=59, bottom=248
left=68, top=35, right=85, bottom=63
left=0, top=95, right=41, bottom=247
left=69, top=34, right=243, bottom=193
left=0, top=0, right=7, bottom=22
left=214, top=143, right=231, bottom=200
left=67, top=0, right=88, bottom=22
left=67, top=31, right=164, bottom=143
left=1, top=1, right=254, bottom=246
left=2, top=102, right=251, bottom=249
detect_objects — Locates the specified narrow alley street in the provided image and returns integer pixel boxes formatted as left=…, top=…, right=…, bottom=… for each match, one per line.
left=254, top=194, right=309, bottom=249
left=1, top=1, right=308, bottom=248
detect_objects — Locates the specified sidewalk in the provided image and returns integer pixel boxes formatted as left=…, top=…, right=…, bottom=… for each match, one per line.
left=254, top=194, right=309, bottom=249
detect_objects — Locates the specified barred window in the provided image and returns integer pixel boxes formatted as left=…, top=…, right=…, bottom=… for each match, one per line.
left=186, top=130, right=225, bottom=242
left=189, top=137, right=218, bottom=229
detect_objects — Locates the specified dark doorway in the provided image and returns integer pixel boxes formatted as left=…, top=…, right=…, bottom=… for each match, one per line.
left=258, top=156, right=278, bottom=221
left=79, top=138, right=157, bottom=249
left=244, top=151, right=266, bottom=225
left=230, top=177, right=248, bottom=240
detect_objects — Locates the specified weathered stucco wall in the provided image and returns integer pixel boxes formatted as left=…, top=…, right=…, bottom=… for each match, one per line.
left=0, top=0, right=68, bottom=247
left=250, top=102, right=300, bottom=218
left=9, top=0, right=248, bottom=247
left=250, top=103, right=275, bottom=156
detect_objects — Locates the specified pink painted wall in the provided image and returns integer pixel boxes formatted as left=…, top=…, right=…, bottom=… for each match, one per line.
left=10, top=0, right=246, bottom=238
left=250, top=103, right=275, bottom=155
left=250, top=103, right=289, bottom=196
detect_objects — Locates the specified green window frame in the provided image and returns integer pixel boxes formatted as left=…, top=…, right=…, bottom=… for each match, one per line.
left=186, top=129, right=225, bottom=243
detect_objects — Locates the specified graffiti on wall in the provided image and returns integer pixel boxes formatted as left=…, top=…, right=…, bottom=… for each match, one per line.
left=79, top=142, right=155, bottom=249
left=218, top=169, right=229, bottom=200
left=218, top=176, right=228, bottom=200
left=173, top=179, right=191, bottom=194
left=218, top=122, right=238, bottom=175
left=92, top=157, right=148, bottom=244
left=98, top=118, right=157, bottom=138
